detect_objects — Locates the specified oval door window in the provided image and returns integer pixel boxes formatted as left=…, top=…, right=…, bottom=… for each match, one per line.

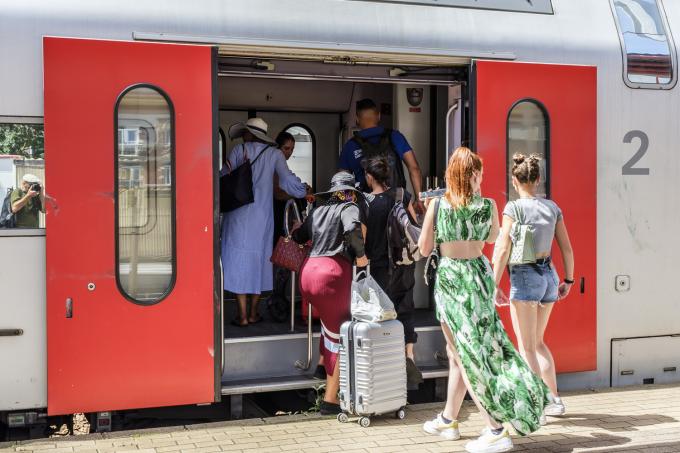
left=507, top=100, right=549, bottom=201
left=115, top=85, right=176, bottom=304
left=283, top=124, right=314, bottom=186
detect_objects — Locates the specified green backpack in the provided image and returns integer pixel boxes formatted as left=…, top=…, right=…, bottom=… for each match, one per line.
left=508, top=200, right=536, bottom=265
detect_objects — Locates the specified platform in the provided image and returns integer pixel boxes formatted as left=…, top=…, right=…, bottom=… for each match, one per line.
left=5, top=383, right=680, bottom=452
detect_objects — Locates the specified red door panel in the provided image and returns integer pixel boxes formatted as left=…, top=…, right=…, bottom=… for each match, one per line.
left=475, top=60, right=597, bottom=373
left=44, top=37, right=218, bottom=414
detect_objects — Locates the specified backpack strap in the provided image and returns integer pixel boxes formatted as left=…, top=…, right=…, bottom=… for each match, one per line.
left=352, top=131, right=369, bottom=147
left=251, top=145, right=270, bottom=165
left=395, top=187, right=404, bottom=204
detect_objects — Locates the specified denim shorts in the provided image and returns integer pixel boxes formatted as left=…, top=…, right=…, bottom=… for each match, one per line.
left=509, top=262, right=559, bottom=303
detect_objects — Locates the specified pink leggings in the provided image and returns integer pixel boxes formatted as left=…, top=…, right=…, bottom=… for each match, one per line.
left=299, top=255, right=352, bottom=375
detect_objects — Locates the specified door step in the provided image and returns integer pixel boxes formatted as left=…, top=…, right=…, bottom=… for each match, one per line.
left=221, top=365, right=449, bottom=396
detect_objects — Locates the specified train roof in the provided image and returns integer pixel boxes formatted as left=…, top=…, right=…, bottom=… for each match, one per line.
left=0, top=0, right=656, bottom=117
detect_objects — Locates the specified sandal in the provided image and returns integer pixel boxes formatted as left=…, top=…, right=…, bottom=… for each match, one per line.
left=248, top=315, right=263, bottom=324
left=231, top=319, right=248, bottom=327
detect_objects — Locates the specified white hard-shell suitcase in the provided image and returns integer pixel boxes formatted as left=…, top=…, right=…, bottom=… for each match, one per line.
left=337, top=319, right=407, bottom=427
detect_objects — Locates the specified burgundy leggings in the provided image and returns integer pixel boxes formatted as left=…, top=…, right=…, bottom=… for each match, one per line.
left=299, top=255, right=352, bottom=375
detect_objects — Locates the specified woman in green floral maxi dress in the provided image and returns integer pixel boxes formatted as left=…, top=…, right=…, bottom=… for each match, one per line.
left=419, top=147, right=549, bottom=453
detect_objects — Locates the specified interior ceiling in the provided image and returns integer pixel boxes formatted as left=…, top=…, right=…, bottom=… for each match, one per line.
left=218, top=77, right=356, bottom=112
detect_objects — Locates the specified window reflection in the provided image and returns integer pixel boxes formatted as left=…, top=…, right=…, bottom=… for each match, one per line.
left=285, top=125, right=314, bottom=186
left=116, top=86, right=175, bottom=304
left=613, top=0, right=675, bottom=86
left=507, top=101, right=548, bottom=201
left=0, top=123, right=45, bottom=229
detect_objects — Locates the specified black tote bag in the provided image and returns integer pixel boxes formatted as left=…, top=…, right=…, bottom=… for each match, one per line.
left=220, top=145, right=269, bottom=213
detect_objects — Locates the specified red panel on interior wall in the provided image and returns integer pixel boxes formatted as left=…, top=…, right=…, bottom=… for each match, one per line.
left=475, top=60, right=597, bottom=373
left=44, top=37, right=217, bottom=414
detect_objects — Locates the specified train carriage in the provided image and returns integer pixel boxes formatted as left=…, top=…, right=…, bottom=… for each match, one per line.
left=0, top=0, right=678, bottom=427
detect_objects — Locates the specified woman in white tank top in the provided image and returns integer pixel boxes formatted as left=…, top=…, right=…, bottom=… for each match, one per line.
left=492, top=154, right=575, bottom=419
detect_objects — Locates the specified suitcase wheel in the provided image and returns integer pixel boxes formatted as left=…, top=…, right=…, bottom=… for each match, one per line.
left=359, top=416, right=371, bottom=428
left=337, top=413, right=349, bottom=423
left=395, top=408, right=406, bottom=420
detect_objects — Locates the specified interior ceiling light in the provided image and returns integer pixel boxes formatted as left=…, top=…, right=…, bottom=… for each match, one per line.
left=389, top=67, right=407, bottom=77
left=253, top=60, right=275, bottom=71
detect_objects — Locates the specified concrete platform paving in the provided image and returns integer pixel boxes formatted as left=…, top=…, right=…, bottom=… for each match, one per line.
left=3, top=383, right=680, bottom=453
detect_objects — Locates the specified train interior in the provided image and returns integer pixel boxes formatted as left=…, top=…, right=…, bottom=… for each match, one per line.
left=216, top=56, right=468, bottom=394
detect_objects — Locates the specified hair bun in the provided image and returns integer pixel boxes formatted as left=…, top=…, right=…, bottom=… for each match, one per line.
left=512, top=153, right=527, bottom=165
left=528, top=154, right=541, bottom=163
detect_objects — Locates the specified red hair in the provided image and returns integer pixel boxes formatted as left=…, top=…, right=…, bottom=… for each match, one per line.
left=445, top=147, right=483, bottom=208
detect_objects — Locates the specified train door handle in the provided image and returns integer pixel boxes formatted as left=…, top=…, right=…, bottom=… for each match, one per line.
left=580, top=277, right=585, bottom=294
left=0, top=329, right=23, bottom=337
left=65, top=298, right=73, bottom=319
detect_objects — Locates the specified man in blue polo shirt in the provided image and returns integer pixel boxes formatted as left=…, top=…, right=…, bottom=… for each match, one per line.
left=339, top=98, right=425, bottom=216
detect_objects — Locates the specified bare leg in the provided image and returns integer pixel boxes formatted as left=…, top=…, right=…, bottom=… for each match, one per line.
left=235, top=294, right=248, bottom=326
left=510, top=301, right=541, bottom=376
left=536, top=303, right=559, bottom=396
left=441, top=322, right=501, bottom=430
left=248, top=294, right=261, bottom=322
left=324, top=360, right=341, bottom=404
left=441, top=329, right=467, bottom=420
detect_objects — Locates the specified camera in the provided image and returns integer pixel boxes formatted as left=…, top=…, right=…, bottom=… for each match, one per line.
left=30, top=183, right=41, bottom=193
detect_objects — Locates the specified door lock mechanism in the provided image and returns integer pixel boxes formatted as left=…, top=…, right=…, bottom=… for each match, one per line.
left=65, top=298, right=73, bottom=318
left=87, top=282, right=96, bottom=291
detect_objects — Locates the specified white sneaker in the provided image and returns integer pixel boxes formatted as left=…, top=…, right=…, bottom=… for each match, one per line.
left=539, top=413, right=547, bottom=426
left=423, top=413, right=461, bottom=440
left=465, top=427, right=513, bottom=453
left=545, top=396, right=566, bottom=416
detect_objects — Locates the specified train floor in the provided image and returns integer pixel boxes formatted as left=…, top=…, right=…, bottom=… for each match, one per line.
left=223, top=293, right=438, bottom=339
left=4, top=383, right=680, bottom=452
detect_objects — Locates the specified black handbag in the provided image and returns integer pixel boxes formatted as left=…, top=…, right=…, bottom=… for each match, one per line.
left=220, top=144, right=269, bottom=212
left=0, top=187, right=16, bottom=228
left=424, top=198, right=441, bottom=286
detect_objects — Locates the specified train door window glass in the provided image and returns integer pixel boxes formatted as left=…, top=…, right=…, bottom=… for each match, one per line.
left=284, top=125, right=314, bottom=186
left=115, top=86, right=175, bottom=304
left=0, top=123, right=45, bottom=229
left=507, top=100, right=549, bottom=201
left=611, top=0, right=677, bottom=88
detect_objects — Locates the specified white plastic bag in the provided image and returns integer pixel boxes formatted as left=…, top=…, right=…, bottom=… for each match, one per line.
left=351, top=269, right=398, bottom=323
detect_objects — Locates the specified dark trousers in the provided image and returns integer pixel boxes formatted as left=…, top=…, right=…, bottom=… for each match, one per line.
left=371, top=263, right=418, bottom=345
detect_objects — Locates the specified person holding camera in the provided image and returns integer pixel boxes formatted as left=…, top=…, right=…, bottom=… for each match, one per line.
left=11, top=174, right=45, bottom=228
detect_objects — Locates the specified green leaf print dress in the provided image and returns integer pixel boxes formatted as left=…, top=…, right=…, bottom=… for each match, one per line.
left=434, top=195, right=550, bottom=435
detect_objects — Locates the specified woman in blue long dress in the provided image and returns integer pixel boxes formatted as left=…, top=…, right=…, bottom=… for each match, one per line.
left=221, top=118, right=308, bottom=326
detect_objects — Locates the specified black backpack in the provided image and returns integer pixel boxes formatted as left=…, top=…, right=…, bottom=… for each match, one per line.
left=387, top=188, right=422, bottom=266
left=0, top=188, right=16, bottom=228
left=353, top=129, right=407, bottom=191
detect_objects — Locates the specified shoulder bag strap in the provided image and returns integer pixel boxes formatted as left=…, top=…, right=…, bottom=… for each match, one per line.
left=250, top=145, right=270, bottom=166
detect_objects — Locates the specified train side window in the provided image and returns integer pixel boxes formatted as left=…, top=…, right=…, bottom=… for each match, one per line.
left=115, top=85, right=175, bottom=305
left=507, top=100, right=549, bottom=201
left=611, top=0, right=677, bottom=88
left=284, top=124, right=314, bottom=186
left=0, top=123, right=45, bottom=229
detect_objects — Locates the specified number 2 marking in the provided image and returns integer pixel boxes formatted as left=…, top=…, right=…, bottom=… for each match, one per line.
left=622, top=130, right=650, bottom=175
